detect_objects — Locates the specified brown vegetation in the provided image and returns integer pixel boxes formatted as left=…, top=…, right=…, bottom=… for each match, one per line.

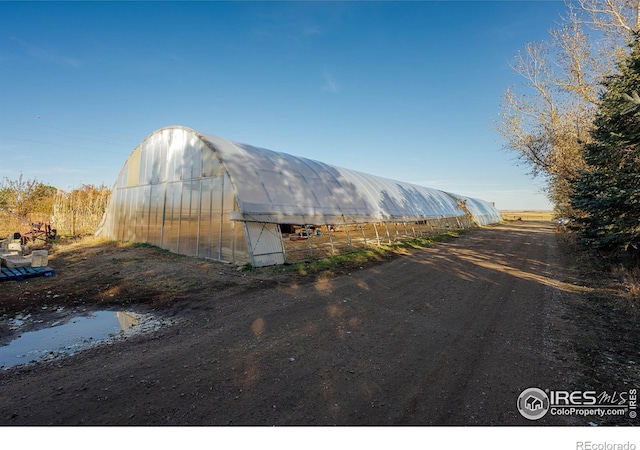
left=0, top=175, right=110, bottom=239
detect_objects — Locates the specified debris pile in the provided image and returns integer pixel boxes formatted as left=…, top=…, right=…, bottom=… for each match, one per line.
left=0, top=232, right=53, bottom=281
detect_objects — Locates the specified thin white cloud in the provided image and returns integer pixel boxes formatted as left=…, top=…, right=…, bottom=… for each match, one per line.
left=322, top=67, right=339, bottom=93
left=301, top=25, right=323, bottom=37
left=9, top=36, right=81, bottom=68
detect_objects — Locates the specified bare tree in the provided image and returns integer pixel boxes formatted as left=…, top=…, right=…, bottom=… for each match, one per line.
left=569, top=0, right=640, bottom=36
left=494, top=0, right=640, bottom=215
left=496, top=39, right=592, bottom=177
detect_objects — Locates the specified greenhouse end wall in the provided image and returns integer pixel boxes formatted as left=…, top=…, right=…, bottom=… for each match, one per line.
left=97, top=126, right=502, bottom=267
left=97, top=128, right=250, bottom=264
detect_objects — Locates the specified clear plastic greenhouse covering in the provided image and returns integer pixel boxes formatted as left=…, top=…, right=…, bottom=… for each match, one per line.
left=454, top=195, right=503, bottom=226
left=97, top=126, right=502, bottom=265
left=205, top=133, right=466, bottom=224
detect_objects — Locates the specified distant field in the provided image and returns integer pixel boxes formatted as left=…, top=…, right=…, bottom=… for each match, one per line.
left=500, top=210, right=554, bottom=221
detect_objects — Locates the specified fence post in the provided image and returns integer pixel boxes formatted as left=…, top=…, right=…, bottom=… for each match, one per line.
left=343, top=216, right=353, bottom=251
left=326, top=224, right=335, bottom=255
left=360, top=223, right=367, bottom=247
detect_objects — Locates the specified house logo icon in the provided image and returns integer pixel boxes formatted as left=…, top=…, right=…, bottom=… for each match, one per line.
left=517, top=388, right=550, bottom=420
left=526, top=395, right=543, bottom=411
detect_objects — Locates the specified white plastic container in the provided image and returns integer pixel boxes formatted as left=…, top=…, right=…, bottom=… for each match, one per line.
left=2, top=255, right=31, bottom=268
left=30, top=250, right=49, bottom=267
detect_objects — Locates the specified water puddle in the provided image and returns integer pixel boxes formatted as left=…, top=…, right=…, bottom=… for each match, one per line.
left=0, top=310, right=167, bottom=370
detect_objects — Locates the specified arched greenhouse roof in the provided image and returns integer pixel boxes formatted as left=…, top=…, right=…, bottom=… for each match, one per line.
left=200, top=131, right=471, bottom=224
left=100, top=126, right=502, bottom=266
left=112, top=126, right=500, bottom=226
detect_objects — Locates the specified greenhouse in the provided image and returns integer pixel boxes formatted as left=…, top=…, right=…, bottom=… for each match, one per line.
left=97, top=126, right=502, bottom=267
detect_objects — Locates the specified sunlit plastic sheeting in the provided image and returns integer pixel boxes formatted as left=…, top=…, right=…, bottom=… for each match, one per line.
left=98, top=139, right=248, bottom=263
left=202, top=133, right=467, bottom=222
left=452, top=194, right=503, bottom=226
left=97, top=125, right=502, bottom=267
left=245, top=222, right=286, bottom=266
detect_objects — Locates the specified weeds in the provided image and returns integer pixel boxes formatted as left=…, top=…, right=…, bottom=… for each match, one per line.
left=611, top=265, right=640, bottom=303
left=271, top=229, right=470, bottom=278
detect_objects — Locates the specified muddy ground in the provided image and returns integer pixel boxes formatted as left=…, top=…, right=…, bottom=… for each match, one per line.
left=0, top=221, right=638, bottom=425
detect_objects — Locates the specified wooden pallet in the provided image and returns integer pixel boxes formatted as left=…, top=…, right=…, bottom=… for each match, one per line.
left=0, top=266, right=55, bottom=282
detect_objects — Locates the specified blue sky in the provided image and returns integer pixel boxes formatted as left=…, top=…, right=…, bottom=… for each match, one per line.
left=0, top=1, right=566, bottom=210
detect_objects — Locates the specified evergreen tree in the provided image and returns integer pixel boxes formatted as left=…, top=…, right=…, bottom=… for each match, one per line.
left=570, top=38, right=640, bottom=253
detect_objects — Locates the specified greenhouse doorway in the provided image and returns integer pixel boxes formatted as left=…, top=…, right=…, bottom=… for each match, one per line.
left=244, top=222, right=286, bottom=267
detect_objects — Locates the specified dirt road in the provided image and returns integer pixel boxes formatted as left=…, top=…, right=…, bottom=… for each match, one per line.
left=0, top=222, right=592, bottom=425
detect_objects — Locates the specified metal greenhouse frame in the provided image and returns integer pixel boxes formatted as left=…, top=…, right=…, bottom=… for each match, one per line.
left=97, top=126, right=502, bottom=266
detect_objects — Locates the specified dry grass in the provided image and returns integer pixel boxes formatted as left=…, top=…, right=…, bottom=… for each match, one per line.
left=500, top=210, right=554, bottom=221
left=611, top=265, right=640, bottom=303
